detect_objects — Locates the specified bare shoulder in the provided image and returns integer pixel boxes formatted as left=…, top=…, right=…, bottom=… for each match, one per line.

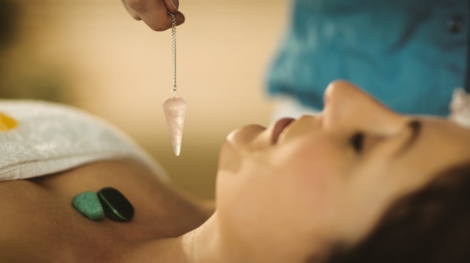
left=0, top=161, right=211, bottom=263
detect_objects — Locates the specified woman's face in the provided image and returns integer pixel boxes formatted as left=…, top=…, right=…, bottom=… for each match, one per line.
left=215, top=81, right=470, bottom=261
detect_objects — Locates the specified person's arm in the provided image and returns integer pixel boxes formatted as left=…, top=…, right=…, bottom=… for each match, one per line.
left=121, top=0, right=185, bottom=31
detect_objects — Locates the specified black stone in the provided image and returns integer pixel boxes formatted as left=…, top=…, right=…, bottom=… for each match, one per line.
left=97, top=187, right=134, bottom=222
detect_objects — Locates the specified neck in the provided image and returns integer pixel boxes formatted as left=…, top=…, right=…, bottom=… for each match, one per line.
left=123, top=215, right=223, bottom=263
left=125, top=213, right=329, bottom=263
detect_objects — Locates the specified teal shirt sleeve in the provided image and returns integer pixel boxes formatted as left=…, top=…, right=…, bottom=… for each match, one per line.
left=267, top=0, right=468, bottom=116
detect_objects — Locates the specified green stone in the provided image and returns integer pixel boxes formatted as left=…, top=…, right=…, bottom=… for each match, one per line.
left=72, top=191, right=105, bottom=221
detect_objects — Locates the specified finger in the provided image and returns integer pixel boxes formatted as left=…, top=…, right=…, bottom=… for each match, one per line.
left=161, top=0, right=184, bottom=26
left=141, top=8, right=185, bottom=31
left=143, top=11, right=185, bottom=31
left=121, top=0, right=142, bottom=20
left=163, top=0, right=179, bottom=14
left=174, top=11, right=185, bottom=26
left=127, top=0, right=181, bottom=31
left=127, top=8, right=142, bottom=20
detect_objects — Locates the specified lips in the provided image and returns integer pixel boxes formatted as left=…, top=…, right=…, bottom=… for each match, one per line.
left=271, top=118, right=295, bottom=144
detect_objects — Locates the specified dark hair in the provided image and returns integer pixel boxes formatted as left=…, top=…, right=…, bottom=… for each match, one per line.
left=326, top=162, right=470, bottom=263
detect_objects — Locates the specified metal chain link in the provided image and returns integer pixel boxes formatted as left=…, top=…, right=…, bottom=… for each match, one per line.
left=169, top=12, right=177, bottom=97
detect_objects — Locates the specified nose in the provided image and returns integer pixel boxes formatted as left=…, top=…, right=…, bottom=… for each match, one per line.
left=322, top=80, right=407, bottom=135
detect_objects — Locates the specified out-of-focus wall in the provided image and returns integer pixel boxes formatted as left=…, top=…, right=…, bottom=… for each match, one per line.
left=0, top=0, right=289, bottom=199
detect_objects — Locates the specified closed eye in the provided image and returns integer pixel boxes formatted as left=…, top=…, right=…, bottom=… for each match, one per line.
left=350, top=132, right=364, bottom=152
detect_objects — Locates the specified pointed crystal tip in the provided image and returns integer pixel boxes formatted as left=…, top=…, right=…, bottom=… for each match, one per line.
left=173, top=145, right=181, bottom=156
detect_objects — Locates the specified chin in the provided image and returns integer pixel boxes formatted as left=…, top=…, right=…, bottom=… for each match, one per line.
left=217, top=124, right=266, bottom=175
left=217, top=138, right=242, bottom=174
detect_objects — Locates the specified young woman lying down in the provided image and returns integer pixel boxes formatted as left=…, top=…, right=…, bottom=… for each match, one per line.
left=1, top=81, right=470, bottom=263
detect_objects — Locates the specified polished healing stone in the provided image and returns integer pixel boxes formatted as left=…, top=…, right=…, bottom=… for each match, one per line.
left=97, top=187, right=134, bottom=222
left=72, top=191, right=105, bottom=221
left=163, top=97, right=186, bottom=156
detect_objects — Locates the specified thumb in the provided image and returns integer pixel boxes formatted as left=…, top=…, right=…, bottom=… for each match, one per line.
left=163, top=0, right=179, bottom=13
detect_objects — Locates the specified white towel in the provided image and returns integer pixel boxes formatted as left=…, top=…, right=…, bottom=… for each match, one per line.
left=0, top=100, right=168, bottom=181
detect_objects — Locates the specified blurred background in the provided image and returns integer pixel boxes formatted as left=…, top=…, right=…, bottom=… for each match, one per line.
left=0, top=0, right=289, bottom=199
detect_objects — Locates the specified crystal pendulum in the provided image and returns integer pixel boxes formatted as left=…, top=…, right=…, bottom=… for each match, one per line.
left=163, top=12, right=186, bottom=156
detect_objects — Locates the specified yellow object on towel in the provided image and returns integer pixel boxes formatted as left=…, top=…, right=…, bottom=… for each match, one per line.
left=0, top=112, right=17, bottom=131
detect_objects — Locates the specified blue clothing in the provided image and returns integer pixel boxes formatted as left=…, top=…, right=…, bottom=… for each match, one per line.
left=267, top=0, right=468, bottom=116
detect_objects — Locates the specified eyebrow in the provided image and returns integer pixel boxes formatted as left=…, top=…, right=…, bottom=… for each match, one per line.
left=396, top=120, right=422, bottom=155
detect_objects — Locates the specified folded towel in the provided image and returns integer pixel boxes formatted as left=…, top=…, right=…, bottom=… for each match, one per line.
left=0, top=100, right=168, bottom=181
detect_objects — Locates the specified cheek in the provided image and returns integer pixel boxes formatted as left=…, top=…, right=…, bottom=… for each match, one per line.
left=215, top=136, right=350, bottom=249
left=273, top=138, right=349, bottom=219
left=274, top=136, right=348, bottom=192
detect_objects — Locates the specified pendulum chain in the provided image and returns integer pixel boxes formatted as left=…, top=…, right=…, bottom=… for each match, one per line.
left=170, top=12, right=177, bottom=97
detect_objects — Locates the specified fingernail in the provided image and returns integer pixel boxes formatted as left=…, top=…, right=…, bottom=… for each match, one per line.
left=171, top=0, right=179, bottom=10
